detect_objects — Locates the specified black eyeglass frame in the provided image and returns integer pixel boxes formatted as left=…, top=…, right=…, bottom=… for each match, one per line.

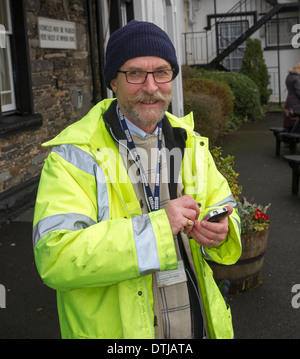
left=117, top=69, right=175, bottom=84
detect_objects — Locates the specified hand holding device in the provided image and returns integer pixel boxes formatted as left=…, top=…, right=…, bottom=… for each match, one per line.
left=203, top=207, right=229, bottom=223
left=190, top=206, right=232, bottom=248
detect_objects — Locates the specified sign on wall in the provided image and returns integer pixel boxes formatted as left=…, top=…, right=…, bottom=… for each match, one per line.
left=38, top=17, right=77, bottom=49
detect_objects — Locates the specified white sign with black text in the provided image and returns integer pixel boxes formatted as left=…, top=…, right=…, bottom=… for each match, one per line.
left=38, top=17, right=77, bottom=50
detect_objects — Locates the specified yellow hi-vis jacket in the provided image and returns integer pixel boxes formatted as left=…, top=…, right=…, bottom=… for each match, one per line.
left=33, top=98, right=241, bottom=339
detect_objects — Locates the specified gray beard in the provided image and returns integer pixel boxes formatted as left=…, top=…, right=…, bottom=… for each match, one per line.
left=119, top=92, right=172, bottom=128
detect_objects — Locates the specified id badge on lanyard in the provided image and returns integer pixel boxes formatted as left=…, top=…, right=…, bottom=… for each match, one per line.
left=118, top=108, right=163, bottom=212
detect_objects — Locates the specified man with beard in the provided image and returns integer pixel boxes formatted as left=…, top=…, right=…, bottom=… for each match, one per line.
left=33, top=20, right=241, bottom=339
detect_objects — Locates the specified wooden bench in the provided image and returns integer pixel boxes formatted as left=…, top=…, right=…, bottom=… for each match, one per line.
left=280, top=133, right=300, bottom=155
left=283, top=155, right=300, bottom=196
left=270, top=117, right=300, bottom=156
left=269, top=127, right=289, bottom=156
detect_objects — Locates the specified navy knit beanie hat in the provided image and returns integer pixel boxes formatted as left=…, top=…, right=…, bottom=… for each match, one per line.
left=104, top=20, right=179, bottom=90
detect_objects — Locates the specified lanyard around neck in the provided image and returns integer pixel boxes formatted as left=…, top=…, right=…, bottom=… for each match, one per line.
left=118, top=108, right=163, bottom=212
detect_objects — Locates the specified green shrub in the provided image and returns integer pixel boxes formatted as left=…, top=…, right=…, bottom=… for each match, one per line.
left=183, top=77, right=234, bottom=119
left=182, top=65, right=263, bottom=129
left=211, top=146, right=242, bottom=200
left=241, top=38, right=272, bottom=105
left=182, top=65, right=202, bottom=79
left=182, top=65, right=208, bottom=79
left=202, top=70, right=263, bottom=122
left=184, top=92, right=226, bottom=145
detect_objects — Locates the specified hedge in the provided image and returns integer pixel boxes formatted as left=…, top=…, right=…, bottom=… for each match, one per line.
left=183, top=77, right=234, bottom=120
left=184, top=92, right=226, bottom=144
left=199, top=70, right=263, bottom=122
left=182, top=66, right=263, bottom=133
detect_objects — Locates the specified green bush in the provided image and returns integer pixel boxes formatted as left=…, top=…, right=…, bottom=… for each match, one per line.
left=211, top=146, right=242, bottom=201
left=182, top=65, right=201, bottom=79
left=201, top=70, right=263, bottom=122
left=241, top=38, right=272, bottom=105
left=184, top=92, right=226, bottom=145
left=183, top=77, right=234, bottom=119
left=182, top=65, right=263, bottom=131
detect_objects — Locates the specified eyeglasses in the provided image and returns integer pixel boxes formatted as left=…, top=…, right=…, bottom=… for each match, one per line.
left=117, top=69, right=175, bottom=84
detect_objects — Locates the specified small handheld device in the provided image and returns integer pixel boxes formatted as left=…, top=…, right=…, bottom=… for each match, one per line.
left=203, top=207, right=228, bottom=223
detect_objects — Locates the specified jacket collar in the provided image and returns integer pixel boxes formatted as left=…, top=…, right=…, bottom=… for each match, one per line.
left=103, top=100, right=187, bottom=152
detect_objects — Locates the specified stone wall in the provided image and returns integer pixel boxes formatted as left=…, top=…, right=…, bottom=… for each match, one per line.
left=0, top=0, right=97, bottom=198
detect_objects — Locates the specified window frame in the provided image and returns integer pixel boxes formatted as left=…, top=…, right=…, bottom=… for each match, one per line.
left=265, top=17, right=299, bottom=49
left=218, top=20, right=249, bottom=72
left=109, top=0, right=134, bottom=34
left=0, top=0, right=16, bottom=112
left=0, top=0, right=42, bottom=138
left=1, top=34, right=17, bottom=113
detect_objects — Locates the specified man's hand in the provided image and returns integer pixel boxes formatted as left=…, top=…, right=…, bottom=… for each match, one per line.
left=190, top=206, right=233, bottom=248
left=165, top=195, right=200, bottom=236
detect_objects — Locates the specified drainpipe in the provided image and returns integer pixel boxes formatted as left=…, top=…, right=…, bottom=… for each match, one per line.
left=95, top=0, right=107, bottom=99
left=87, top=0, right=99, bottom=104
left=188, top=0, right=195, bottom=24
left=214, top=0, right=220, bottom=57
left=276, top=13, right=281, bottom=105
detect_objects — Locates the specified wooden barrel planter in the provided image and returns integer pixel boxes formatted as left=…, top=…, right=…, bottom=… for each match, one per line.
left=208, top=226, right=270, bottom=294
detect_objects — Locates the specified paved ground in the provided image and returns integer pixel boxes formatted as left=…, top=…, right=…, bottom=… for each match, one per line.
left=0, top=111, right=299, bottom=339
left=0, top=220, right=60, bottom=339
left=220, top=111, right=300, bottom=339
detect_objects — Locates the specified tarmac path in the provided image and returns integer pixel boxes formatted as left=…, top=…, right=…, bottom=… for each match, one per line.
left=220, top=111, right=300, bottom=339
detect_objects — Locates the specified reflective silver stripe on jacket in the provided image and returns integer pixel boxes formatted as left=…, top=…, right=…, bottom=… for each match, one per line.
left=33, top=144, right=109, bottom=247
left=52, top=144, right=110, bottom=223
left=33, top=213, right=96, bottom=247
left=206, top=194, right=237, bottom=209
left=132, top=214, right=160, bottom=275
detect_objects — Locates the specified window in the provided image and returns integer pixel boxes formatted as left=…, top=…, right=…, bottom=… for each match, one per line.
left=266, top=17, right=298, bottom=47
left=0, top=0, right=42, bottom=137
left=0, top=0, right=16, bottom=112
left=218, top=21, right=248, bottom=72
left=109, top=0, right=134, bottom=34
left=119, top=0, right=128, bottom=26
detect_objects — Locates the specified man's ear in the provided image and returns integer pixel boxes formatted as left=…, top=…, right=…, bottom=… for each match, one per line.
left=110, top=78, right=117, bottom=93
